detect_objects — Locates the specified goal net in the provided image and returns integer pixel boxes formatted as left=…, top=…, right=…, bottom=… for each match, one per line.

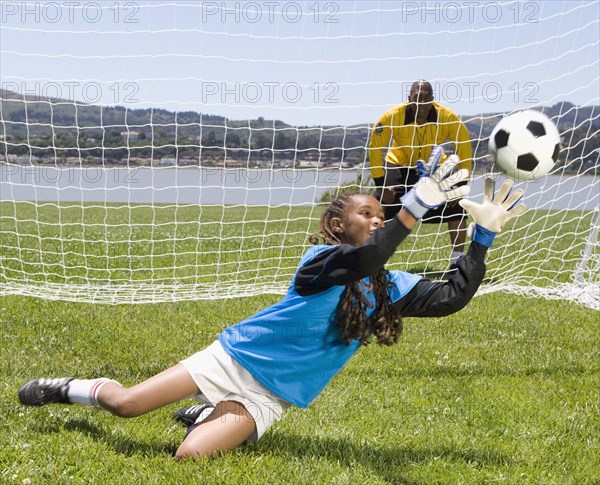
left=0, top=1, right=598, bottom=309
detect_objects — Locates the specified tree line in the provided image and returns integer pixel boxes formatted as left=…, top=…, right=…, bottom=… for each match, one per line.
left=1, top=90, right=598, bottom=174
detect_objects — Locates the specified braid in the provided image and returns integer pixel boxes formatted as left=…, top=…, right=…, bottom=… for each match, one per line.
left=336, top=268, right=402, bottom=346
left=310, top=193, right=403, bottom=346
left=369, top=269, right=403, bottom=346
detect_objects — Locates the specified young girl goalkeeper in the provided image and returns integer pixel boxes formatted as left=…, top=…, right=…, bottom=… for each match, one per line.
left=18, top=150, right=526, bottom=459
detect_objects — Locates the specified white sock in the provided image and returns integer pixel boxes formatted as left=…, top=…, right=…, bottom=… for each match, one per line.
left=450, top=251, right=464, bottom=265
left=67, top=378, right=120, bottom=406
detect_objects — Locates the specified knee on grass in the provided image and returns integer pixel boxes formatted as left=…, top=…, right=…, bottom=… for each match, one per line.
left=174, top=401, right=257, bottom=459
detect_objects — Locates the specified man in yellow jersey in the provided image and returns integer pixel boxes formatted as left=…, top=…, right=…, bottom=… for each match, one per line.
left=369, top=80, right=473, bottom=271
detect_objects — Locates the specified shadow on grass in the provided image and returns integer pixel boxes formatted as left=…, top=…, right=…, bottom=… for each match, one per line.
left=32, top=415, right=515, bottom=481
left=258, top=431, right=515, bottom=483
left=60, top=418, right=177, bottom=457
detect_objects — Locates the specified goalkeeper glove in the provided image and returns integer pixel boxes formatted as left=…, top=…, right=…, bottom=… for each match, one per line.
left=459, top=177, right=527, bottom=247
left=401, top=147, right=470, bottom=220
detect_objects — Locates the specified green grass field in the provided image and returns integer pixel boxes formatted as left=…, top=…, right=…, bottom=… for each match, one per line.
left=1, top=201, right=596, bottom=303
left=1, top=290, right=598, bottom=483
left=1, top=202, right=599, bottom=483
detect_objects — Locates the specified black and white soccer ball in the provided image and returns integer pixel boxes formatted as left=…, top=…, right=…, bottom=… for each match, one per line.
left=488, top=109, right=561, bottom=181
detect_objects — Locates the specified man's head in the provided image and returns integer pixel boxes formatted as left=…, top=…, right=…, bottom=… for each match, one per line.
left=408, top=80, right=434, bottom=121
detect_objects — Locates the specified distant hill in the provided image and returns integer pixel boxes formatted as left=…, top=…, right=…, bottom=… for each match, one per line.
left=1, top=89, right=598, bottom=174
left=463, top=101, right=599, bottom=140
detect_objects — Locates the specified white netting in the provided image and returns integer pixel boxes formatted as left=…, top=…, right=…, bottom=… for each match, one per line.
left=0, top=1, right=598, bottom=308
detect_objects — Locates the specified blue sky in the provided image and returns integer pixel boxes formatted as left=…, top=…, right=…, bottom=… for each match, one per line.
left=1, top=1, right=598, bottom=126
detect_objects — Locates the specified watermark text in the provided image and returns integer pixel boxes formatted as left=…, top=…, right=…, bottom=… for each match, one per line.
left=1, top=2, right=139, bottom=24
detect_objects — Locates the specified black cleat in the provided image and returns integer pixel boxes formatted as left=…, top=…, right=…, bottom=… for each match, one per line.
left=18, top=377, right=74, bottom=406
left=173, top=404, right=214, bottom=427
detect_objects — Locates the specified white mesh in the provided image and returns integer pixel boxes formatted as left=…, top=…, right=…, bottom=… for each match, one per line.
left=0, top=1, right=598, bottom=309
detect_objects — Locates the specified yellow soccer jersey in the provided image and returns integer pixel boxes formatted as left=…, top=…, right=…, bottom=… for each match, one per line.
left=369, top=102, right=473, bottom=179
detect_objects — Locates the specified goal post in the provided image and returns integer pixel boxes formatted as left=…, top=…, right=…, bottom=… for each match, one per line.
left=0, top=1, right=598, bottom=309
left=574, top=205, right=600, bottom=285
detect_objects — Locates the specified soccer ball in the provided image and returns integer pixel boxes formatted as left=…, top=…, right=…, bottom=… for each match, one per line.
left=488, top=109, right=560, bottom=181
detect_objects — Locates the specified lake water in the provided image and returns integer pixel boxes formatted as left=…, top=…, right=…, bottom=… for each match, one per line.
left=0, top=165, right=598, bottom=210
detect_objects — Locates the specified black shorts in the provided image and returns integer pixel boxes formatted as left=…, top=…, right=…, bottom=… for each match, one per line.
left=376, top=166, right=467, bottom=223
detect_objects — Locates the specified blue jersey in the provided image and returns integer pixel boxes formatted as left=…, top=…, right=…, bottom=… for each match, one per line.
left=219, top=217, right=488, bottom=408
left=218, top=244, right=421, bottom=408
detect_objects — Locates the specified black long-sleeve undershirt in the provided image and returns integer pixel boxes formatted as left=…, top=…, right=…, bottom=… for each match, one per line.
left=392, top=242, right=487, bottom=317
left=294, top=217, right=488, bottom=316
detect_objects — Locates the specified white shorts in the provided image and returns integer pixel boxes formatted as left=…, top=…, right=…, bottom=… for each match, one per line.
left=180, top=340, right=290, bottom=441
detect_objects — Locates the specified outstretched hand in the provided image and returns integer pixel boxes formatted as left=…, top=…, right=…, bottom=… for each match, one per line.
left=459, top=177, right=527, bottom=234
left=401, top=148, right=470, bottom=220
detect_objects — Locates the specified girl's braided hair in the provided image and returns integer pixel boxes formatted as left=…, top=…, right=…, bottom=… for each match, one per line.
left=309, top=193, right=403, bottom=346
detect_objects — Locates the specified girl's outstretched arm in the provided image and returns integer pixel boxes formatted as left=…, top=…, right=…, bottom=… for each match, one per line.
left=393, top=241, right=487, bottom=318
left=396, top=178, right=527, bottom=318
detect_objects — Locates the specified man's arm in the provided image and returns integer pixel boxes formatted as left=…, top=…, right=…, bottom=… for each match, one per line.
left=369, top=110, right=393, bottom=183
